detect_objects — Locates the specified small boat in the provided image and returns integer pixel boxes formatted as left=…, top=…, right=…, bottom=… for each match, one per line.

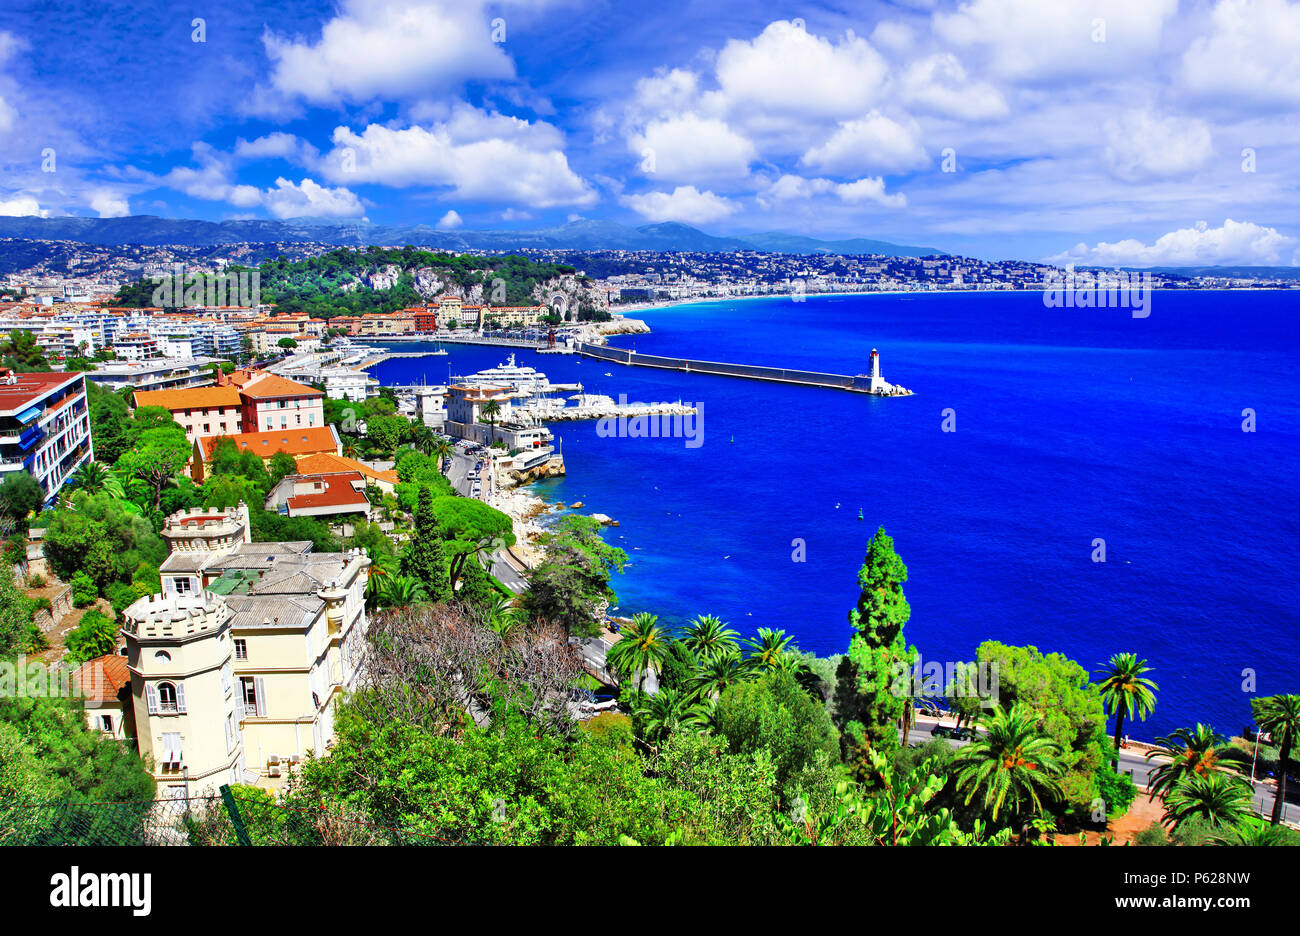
left=857, top=508, right=864, bottom=520
left=729, top=434, right=735, bottom=443
left=604, top=372, right=612, bottom=377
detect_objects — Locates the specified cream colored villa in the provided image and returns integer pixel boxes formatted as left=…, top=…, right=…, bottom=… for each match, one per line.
left=120, top=503, right=370, bottom=797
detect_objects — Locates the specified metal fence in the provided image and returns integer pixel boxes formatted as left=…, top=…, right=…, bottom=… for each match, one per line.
left=0, top=786, right=461, bottom=846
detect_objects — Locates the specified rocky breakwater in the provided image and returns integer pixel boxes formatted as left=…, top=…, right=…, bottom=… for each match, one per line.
left=591, top=317, right=650, bottom=337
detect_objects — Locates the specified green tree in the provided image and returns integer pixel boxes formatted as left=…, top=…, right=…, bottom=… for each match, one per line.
left=480, top=399, right=502, bottom=444
left=1251, top=694, right=1300, bottom=825
left=0, top=471, right=44, bottom=524
left=267, top=450, right=298, bottom=487
left=380, top=574, right=427, bottom=608
left=681, top=614, right=739, bottom=661
left=277, top=337, right=298, bottom=349
left=606, top=612, right=672, bottom=692
left=402, top=487, right=451, bottom=602
left=1145, top=724, right=1244, bottom=801
left=714, top=668, right=839, bottom=800
left=835, top=526, right=916, bottom=753
left=0, top=330, right=49, bottom=371
left=1162, top=770, right=1254, bottom=833
left=116, top=427, right=192, bottom=509
left=1096, top=652, right=1158, bottom=756
left=976, top=641, right=1110, bottom=813
left=71, top=461, right=123, bottom=498
left=952, top=703, right=1065, bottom=824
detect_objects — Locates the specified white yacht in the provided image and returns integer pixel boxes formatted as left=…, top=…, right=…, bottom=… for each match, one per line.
left=452, top=353, right=579, bottom=397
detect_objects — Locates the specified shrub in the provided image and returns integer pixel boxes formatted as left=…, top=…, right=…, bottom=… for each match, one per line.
left=1133, top=822, right=1169, bottom=846
left=25, top=573, right=46, bottom=589
left=65, top=609, right=119, bottom=665
left=1094, top=764, right=1138, bottom=820
left=70, top=571, right=98, bottom=608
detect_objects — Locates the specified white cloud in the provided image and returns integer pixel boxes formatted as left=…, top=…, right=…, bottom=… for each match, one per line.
left=234, top=132, right=318, bottom=164
left=800, top=112, right=928, bottom=175
left=759, top=174, right=906, bottom=209
left=629, top=113, right=756, bottom=182
left=1048, top=219, right=1297, bottom=266
left=0, top=194, right=46, bottom=217
left=1103, top=110, right=1213, bottom=182
left=897, top=53, right=1008, bottom=120
left=319, top=110, right=596, bottom=208
left=1182, top=0, right=1300, bottom=108
left=262, top=177, right=365, bottom=219
left=934, top=0, right=1178, bottom=80
left=620, top=186, right=738, bottom=224
left=257, top=0, right=513, bottom=109
left=436, top=209, right=463, bottom=229
left=89, top=190, right=130, bottom=218
left=714, top=21, right=889, bottom=121
left=834, top=177, right=908, bottom=208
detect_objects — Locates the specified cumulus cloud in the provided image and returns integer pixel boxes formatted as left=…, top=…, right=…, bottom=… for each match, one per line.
left=234, top=132, right=319, bottom=164
left=89, top=190, right=130, bottom=218
left=262, top=177, right=365, bottom=219
left=318, top=108, right=596, bottom=208
left=0, top=194, right=46, bottom=217
left=934, top=0, right=1178, bottom=80
left=1182, top=0, right=1300, bottom=107
left=1048, top=219, right=1297, bottom=266
left=759, top=174, right=907, bottom=209
left=897, top=53, right=1008, bottom=120
left=436, top=209, right=463, bottom=229
left=629, top=113, right=756, bottom=182
left=620, top=186, right=738, bottom=224
left=1103, top=110, right=1213, bottom=181
left=714, top=21, right=889, bottom=121
left=800, top=112, right=928, bottom=175
left=256, top=0, right=513, bottom=110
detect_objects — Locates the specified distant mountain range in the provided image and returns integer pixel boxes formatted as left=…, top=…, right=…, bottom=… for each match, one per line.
left=0, top=216, right=943, bottom=257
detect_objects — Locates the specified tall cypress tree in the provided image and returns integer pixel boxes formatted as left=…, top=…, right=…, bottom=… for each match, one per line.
left=834, top=526, right=916, bottom=753
left=404, top=487, right=451, bottom=602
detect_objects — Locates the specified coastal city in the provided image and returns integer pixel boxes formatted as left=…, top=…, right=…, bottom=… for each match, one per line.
left=1, top=2, right=1298, bottom=898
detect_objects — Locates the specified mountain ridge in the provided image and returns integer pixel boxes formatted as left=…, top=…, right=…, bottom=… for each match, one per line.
left=0, top=215, right=944, bottom=257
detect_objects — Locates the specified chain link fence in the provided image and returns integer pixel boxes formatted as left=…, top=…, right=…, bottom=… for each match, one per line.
left=0, top=786, right=462, bottom=846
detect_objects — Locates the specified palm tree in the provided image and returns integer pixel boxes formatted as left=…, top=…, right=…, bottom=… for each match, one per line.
left=72, top=460, right=110, bottom=493
left=431, top=436, right=454, bottom=473
left=1096, top=652, right=1158, bottom=755
left=487, top=597, right=526, bottom=640
left=480, top=399, right=502, bottom=446
left=380, top=573, right=426, bottom=608
left=743, top=627, right=794, bottom=672
left=634, top=687, right=710, bottom=746
left=953, top=703, right=1065, bottom=823
left=1251, top=694, right=1300, bottom=825
left=1162, top=771, right=1254, bottom=832
left=681, top=614, right=739, bottom=661
left=1211, top=817, right=1295, bottom=846
left=605, top=612, right=671, bottom=692
left=690, top=648, right=747, bottom=700
left=1145, top=724, right=1243, bottom=800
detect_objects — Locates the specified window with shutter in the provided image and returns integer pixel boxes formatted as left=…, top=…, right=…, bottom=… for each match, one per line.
left=146, top=683, right=159, bottom=715
left=175, top=682, right=187, bottom=714
left=254, top=677, right=267, bottom=717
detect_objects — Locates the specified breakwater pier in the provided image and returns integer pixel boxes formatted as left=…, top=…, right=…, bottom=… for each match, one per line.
left=575, top=343, right=912, bottom=395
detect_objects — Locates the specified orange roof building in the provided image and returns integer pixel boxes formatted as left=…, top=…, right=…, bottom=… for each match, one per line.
left=294, top=452, right=399, bottom=490
left=192, top=425, right=341, bottom=482
left=133, top=385, right=245, bottom=443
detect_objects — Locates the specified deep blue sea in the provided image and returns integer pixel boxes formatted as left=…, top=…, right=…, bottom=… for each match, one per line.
left=367, top=290, right=1300, bottom=739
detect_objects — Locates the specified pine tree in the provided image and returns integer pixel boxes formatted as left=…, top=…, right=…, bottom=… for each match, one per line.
left=835, top=526, right=916, bottom=754
left=456, top=556, right=496, bottom=614
left=403, top=487, right=451, bottom=602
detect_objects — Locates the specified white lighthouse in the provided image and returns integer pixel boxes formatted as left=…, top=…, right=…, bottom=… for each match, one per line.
left=868, top=348, right=891, bottom=394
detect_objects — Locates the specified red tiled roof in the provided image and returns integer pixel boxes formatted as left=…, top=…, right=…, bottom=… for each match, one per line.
left=73, top=654, right=130, bottom=704
left=237, top=374, right=324, bottom=400
left=0, top=370, right=81, bottom=415
left=284, top=472, right=369, bottom=511
left=200, top=426, right=338, bottom=459
left=134, top=386, right=243, bottom=411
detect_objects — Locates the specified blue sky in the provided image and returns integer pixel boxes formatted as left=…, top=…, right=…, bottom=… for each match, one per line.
left=2, top=0, right=1299, bottom=263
